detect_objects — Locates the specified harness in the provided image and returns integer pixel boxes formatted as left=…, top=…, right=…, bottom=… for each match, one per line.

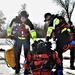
left=29, top=50, right=55, bottom=71
left=12, top=24, right=30, bottom=39
left=18, top=24, right=30, bottom=37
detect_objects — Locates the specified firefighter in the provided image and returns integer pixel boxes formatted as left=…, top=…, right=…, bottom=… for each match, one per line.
left=68, top=21, right=75, bottom=69
left=44, top=13, right=71, bottom=71
left=24, top=40, right=62, bottom=75
left=7, top=11, right=37, bottom=75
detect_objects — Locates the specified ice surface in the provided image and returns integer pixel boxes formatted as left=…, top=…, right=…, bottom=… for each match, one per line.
left=0, top=38, right=75, bottom=75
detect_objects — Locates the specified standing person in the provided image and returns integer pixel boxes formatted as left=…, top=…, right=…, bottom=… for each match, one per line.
left=7, top=11, right=37, bottom=75
left=68, top=21, right=75, bottom=69
left=24, top=40, right=62, bottom=75
left=44, top=13, right=71, bottom=73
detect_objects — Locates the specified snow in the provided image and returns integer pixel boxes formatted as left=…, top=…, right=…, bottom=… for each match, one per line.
left=0, top=38, right=75, bottom=75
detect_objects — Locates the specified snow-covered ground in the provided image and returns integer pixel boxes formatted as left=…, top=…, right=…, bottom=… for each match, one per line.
left=0, top=38, right=75, bottom=75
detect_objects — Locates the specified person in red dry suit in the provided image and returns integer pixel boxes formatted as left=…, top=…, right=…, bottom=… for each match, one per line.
left=24, top=40, right=62, bottom=75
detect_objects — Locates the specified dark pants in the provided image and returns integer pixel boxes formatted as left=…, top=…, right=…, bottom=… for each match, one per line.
left=56, top=42, right=63, bottom=70
left=56, top=31, right=70, bottom=70
left=14, top=38, right=30, bottom=72
left=70, top=47, right=75, bottom=67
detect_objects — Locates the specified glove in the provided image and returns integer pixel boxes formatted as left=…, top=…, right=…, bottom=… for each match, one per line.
left=32, top=41, right=37, bottom=47
left=7, top=35, right=15, bottom=39
left=46, top=36, right=50, bottom=41
left=24, top=74, right=28, bottom=75
left=70, top=40, right=75, bottom=46
left=57, top=69, right=63, bottom=75
left=24, top=69, right=29, bottom=74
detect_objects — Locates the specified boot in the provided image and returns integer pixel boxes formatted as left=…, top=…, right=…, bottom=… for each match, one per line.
left=70, top=65, right=75, bottom=70
left=70, top=63, right=75, bottom=70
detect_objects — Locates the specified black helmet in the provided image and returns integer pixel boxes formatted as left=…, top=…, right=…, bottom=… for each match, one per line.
left=37, top=40, right=44, bottom=49
left=44, top=13, right=51, bottom=22
left=20, top=11, right=29, bottom=18
left=37, top=40, right=52, bottom=50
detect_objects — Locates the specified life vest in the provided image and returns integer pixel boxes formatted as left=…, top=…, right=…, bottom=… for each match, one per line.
left=12, top=24, right=30, bottom=38
left=29, top=49, right=55, bottom=71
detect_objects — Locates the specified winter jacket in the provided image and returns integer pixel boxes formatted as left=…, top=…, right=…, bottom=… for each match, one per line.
left=46, top=15, right=71, bottom=38
left=7, top=16, right=37, bottom=41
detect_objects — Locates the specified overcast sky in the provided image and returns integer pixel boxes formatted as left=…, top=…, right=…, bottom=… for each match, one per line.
left=0, top=0, right=75, bottom=25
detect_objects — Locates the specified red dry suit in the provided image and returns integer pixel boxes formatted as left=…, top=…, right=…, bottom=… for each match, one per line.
left=24, top=50, right=61, bottom=75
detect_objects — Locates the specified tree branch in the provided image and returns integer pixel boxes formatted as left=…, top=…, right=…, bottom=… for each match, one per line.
left=60, top=0, right=66, bottom=10
left=69, top=3, right=75, bottom=19
left=53, top=0, right=75, bottom=22
left=60, top=0, right=70, bottom=21
left=65, top=0, right=69, bottom=10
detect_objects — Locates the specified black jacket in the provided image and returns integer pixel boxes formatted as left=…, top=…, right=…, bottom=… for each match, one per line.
left=10, top=16, right=34, bottom=30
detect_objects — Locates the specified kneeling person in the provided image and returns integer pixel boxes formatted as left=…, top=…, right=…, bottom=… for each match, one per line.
left=24, top=40, right=62, bottom=75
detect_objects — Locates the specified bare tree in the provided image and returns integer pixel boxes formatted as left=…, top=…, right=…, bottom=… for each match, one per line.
left=21, top=3, right=27, bottom=11
left=0, top=10, right=6, bottom=30
left=18, top=3, right=27, bottom=16
left=53, top=0, right=75, bottom=22
left=0, top=10, right=7, bottom=38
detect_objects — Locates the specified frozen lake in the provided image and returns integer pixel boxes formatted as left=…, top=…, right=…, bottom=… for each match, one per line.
left=0, top=38, right=75, bottom=75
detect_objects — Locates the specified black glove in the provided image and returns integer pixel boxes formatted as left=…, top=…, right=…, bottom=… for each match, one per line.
left=32, top=41, right=37, bottom=47
left=54, top=69, right=63, bottom=75
left=24, top=69, right=30, bottom=75
left=46, top=36, right=50, bottom=41
left=57, top=69, right=63, bottom=75
left=24, top=74, right=28, bottom=75
left=24, top=69, right=28, bottom=74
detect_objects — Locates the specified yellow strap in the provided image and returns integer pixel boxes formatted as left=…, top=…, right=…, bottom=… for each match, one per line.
left=61, top=28, right=67, bottom=33
left=61, top=28, right=71, bottom=33
left=67, top=28, right=71, bottom=32
left=18, top=37, right=25, bottom=40
left=55, top=51, right=58, bottom=54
